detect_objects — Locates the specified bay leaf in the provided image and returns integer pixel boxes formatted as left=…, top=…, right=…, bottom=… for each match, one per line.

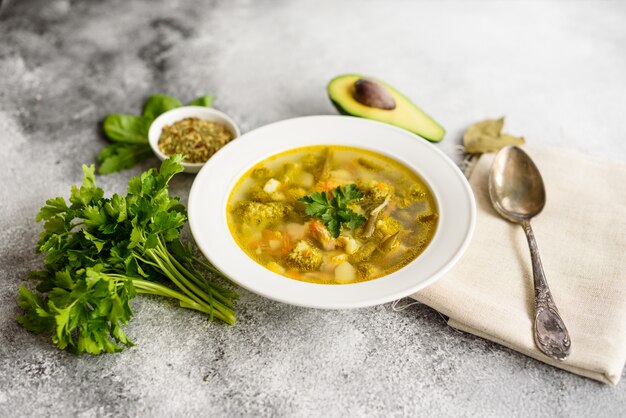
left=463, top=117, right=525, bottom=154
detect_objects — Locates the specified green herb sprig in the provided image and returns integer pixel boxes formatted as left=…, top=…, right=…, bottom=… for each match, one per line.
left=99, top=95, right=214, bottom=174
left=17, top=155, right=236, bottom=355
left=298, top=184, right=366, bottom=238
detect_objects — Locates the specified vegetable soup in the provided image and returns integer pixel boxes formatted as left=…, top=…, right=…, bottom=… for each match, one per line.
left=226, top=146, right=438, bottom=284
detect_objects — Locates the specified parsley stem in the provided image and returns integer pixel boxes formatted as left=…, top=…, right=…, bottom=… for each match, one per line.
left=131, top=253, right=161, bottom=271
left=192, top=256, right=238, bottom=289
left=167, top=251, right=233, bottom=308
left=132, top=279, right=233, bottom=324
left=145, top=246, right=236, bottom=325
left=146, top=249, right=205, bottom=306
left=132, top=279, right=193, bottom=301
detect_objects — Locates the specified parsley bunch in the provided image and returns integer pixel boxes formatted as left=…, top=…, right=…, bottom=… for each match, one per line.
left=17, top=155, right=237, bottom=354
left=298, top=184, right=366, bottom=238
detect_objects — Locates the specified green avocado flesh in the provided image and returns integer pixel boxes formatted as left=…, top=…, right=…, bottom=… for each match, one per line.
left=327, top=74, right=445, bottom=142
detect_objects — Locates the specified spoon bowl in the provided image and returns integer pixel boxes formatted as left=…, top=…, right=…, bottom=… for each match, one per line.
left=489, top=145, right=546, bottom=222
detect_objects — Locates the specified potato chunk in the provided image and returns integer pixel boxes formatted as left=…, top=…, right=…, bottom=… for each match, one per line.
left=263, top=178, right=282, bottom=193
left=285, top=223, right=307, bottom=241
left=337, top=236, right=360, bottom=255
left=335, top=261, right=356, bottom=283
left=297, top=171, right=315, bottom=188
left=266, top=261, right=286, bottom=275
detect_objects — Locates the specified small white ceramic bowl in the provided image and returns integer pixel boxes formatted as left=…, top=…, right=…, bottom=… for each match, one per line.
left=148, top=106, right=241, bottom=173
left=188, top=115, right=476, bottom=309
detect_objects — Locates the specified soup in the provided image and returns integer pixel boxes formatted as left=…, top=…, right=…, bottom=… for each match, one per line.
left=226, top=146, right=438, bottom=284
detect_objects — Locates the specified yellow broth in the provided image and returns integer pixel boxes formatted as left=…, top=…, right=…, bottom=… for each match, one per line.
left=226, top=146, right=438, bottom=284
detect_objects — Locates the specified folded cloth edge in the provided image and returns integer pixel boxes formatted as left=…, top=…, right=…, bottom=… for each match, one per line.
left=446, top=317, right=619, bottom=385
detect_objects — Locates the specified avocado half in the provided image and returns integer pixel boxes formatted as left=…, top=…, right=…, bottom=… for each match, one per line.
left=327, top=74, right=445, bottom=142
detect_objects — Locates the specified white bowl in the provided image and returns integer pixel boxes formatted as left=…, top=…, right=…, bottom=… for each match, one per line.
left=148, top=106, right=241, bottom=173
left=188, top=115, right=476, bottom=309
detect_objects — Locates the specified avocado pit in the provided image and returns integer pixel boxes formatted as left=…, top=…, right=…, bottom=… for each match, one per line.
left=353, top=78, right=396, bottom=110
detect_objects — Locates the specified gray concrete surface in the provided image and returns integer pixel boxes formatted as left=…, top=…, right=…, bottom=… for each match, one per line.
left=1, top=0, right=625, bottom=416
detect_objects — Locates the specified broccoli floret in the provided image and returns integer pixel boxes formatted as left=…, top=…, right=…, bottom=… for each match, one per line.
left=280, top=163, right=302, bottom=183
left=397, top=183, right=427, bottom=208
left=248, top=184, right=273, bottom=202
left=357, top=179, right=394, bottom=203
left=248, top=183, right=286, bottom=203
left=375, top=216, right=402, bottom=237
left=302, top=153, right=323, bottom=171
left=348, top=241, right=378, bottom=264
left=285, top=187, right=307, bottom=202
left=356, top=263, right=376, bottom=279
left=286, top=240, right=323, bottom=271
left=234, top=201, right=291, bottom=227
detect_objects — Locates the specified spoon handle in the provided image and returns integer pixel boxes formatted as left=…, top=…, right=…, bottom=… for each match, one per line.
left=520, top=220, right=571, bottom=361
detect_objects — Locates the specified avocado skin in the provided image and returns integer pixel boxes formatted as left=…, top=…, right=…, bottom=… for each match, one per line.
left=330, top=99, right=351, bottom=116
left=327, top=74, right=445, bottom=143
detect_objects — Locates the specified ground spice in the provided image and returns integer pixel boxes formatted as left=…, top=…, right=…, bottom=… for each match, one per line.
left=158, top=117, right=234, bottom=163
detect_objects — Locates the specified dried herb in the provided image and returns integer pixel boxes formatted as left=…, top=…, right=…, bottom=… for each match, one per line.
left=158, top=117, right=234, bottom=163
left=463, top=117, right=525, bottom=154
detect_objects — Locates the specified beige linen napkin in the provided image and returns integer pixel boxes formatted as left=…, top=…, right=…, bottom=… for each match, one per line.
left=412, top=146, right=626, bottom=384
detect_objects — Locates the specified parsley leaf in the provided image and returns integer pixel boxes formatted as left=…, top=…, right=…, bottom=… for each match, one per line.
left=298, top=184, right=366, bottom=238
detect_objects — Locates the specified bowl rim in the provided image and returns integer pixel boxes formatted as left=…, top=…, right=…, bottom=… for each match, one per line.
left=147, top=106, right=241, bottom=172
left=188, top=115, right=476, bottom=309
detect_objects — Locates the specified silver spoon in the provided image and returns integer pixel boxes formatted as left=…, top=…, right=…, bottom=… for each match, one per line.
left=488, top=146, right=571, bottom=361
